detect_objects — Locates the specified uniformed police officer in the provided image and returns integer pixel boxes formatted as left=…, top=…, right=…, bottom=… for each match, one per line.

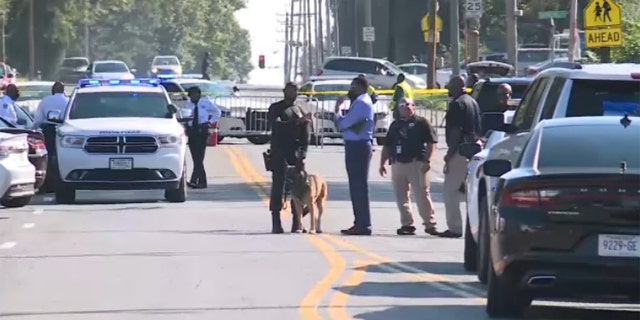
left=267, top=82, right=311, bottom=234
left=0, top=84, right=20, bottom=126
left=184, top=86, right=221, bottom=189
left=379, top=98, right=439, bottom=236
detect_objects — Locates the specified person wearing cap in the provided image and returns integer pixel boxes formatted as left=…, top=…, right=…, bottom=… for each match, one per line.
left=379, top=98, right=439, bottom=236
left=184, top=86, right=221, bottom=189
left=357, top=74, right=378, bottom=104
left=267, top=82, right=311, bottom=233
left=0, top=84, right=20, bottom=127
left=389, top=73, right=414, bottom=119
left=335, top=76, right=375, bottom=236
left=34, top=81, right=69, bottom=128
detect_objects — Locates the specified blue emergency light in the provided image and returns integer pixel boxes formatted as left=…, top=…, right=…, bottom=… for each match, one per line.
left=77, top=78, right=161, bottom=88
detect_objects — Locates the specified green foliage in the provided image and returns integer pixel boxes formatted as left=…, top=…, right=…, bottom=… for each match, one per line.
left=4, top=0, right=253, bottom=81
left=611, top=0, right=640, bottom=62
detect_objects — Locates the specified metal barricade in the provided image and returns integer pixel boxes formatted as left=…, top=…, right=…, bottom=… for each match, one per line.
left=210, top=94, right=284, bottom=145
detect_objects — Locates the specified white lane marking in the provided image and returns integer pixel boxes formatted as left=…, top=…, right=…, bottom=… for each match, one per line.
left=0, top=242, right=16, bottom=249
left=32, top=209, right=43, bottom=215
left=22, top=223, right=35, bottom=229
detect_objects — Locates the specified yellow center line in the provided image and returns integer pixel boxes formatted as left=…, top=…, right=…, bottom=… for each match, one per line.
left=327, top=260, right=371, bottom=320
left=222, top=145, right=349, bottom=320
left=227, top=146, right=487, bottom=303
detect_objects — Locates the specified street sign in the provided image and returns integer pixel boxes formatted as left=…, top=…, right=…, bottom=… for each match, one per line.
left=363, top=26, right=375, bottom=42
left=584, top=0, right=622, bottom=28
left=341, top=46, right=352, bottom=56
left=421, top=14, right=443, bottom=31
left=464, top=0, right=484, bottom=18
left=585, top=27, right=623, bottom=48
left=538, top=10, right=567, bottom=19
left=423, top=31, right=440, bottom=43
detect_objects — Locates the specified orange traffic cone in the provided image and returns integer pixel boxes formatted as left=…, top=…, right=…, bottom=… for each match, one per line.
left=207, top=122, right=219, bottom=146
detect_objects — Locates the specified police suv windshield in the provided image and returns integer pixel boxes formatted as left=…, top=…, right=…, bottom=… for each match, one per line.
left=567, top=80, right=640, bottom=117
left=181, top=82, right=228, bottom=96
left=94, top=62, right=129, bottom=73
left=68, top=92, right=172, bottom=119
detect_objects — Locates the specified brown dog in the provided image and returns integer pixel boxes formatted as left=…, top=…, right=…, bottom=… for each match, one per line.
left=286, top=167, right=327, bottom=234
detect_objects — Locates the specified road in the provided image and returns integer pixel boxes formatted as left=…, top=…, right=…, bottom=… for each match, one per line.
left=0, top=140, right=638, bottom=319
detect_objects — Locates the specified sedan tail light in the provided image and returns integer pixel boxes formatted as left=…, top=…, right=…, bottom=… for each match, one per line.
left=27, top=135, right=45, bottom=151
left=500, top=183, right=640, bottom=209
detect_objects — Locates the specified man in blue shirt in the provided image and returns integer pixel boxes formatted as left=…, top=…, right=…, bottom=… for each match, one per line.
left=334, top=77, right=374, bottom=235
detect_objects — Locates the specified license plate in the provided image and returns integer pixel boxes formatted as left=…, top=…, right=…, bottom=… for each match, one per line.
left=598, top=234, right=640, bottom=258
left=109, top=158, right=133, bottom=170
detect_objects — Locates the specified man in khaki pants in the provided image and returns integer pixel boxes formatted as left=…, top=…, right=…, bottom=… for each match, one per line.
left=441, top=76, right=482, bottom=238
left=379, top=98, right=439, bottom=236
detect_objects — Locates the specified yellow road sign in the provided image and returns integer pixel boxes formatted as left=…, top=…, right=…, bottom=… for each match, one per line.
left=421, top=14, right=443, bottom=31
left=584, top=0, right=622, bottom=29
left=423, top=31, right=440, bottom=43
left=585, top=27, right=623, bottom=48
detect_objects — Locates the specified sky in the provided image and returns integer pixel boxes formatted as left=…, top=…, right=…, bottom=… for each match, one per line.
left=235, top=0, right=289, bottom=86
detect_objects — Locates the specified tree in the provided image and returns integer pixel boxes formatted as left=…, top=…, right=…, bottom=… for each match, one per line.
left=611, top=0, right=640, bottom=62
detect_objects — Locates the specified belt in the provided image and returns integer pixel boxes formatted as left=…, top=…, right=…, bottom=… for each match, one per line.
left=394, top=156, right=421, bottom=164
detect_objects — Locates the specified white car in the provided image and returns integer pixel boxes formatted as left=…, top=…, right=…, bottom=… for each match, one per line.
left=88, top=60, right=136, bottom=80
left=299, top=79, right=391, bottom=145
left=0, top=133, right=35, bottom=208
left=14, top=81, right=55, bottom=115
left=320, top=56, right=427, bottom=89
left=397, top=63, right=455, bottom=89
left=46, top=78, right=188, bottom=204
left=158, top=78, right=263, bottom=143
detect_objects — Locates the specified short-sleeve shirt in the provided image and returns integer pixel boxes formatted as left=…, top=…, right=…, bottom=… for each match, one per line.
left=385, top=115, right=438, bottom=163
left=445, top=93, right=482, bottom=150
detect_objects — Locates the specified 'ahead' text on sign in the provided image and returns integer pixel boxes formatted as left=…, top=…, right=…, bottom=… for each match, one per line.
left=585, top=28, right=623, bottom=48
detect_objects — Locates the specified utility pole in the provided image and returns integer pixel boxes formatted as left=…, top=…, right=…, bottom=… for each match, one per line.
left=363, top=0, right=373, bottom=57
left=28, top=0, right=35, bottom=80
left=450, top=0, right=460, bottom=75
left=324, top=0, right=332, bottom=57
left=1, top=12, right=5, bottom=62
left=84, top=0, right=90, bottom=58
left=305, top=0, right=313, bottom=75
left=284, top=12, right=290, bottom=83
left=294, top=0, right=303, bottom=81
left=334, top=0, right=340, bottom=55
left=352, top=0, right=359, bottom=56
left=506, top=0, right=518, bottom=75
left=427, top=0, right=438, bottom=89
left=387, top=0, right=395, bottom=62
left=317, top=0, right=324, bottom=63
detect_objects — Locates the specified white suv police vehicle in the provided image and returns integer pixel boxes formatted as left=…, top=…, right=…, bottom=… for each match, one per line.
left=46, top=79, right=189, bottom=204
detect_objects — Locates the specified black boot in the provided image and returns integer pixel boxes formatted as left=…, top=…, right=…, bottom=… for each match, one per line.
left=271, top=212, right=284, bottom=234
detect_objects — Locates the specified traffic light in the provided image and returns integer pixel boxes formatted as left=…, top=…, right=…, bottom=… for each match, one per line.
left=258, top=55, right=265, bottom=69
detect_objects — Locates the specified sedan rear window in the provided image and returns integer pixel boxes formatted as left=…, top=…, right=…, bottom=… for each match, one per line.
left=537, top=124, right=640, bottom=169
left=567, top=80, right=640, bottom=117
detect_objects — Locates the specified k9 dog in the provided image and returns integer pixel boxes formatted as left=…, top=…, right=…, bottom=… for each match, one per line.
left=286, top=166, right=328, bottom=234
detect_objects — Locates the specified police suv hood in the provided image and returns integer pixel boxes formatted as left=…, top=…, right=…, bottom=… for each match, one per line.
left=59, top=118, right=182, bottom=136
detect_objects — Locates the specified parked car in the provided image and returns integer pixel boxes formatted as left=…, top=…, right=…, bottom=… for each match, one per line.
left=463, top=63, right=640, bottom=286
left=0, top=132, right=35, bottom=208
left=481, top=116, right=640, bottom=317
left=58, top=57, right=90, bottom=84
left=397, top=62, right=452, bottom=88
left=517, top=48, right=553, bottom=75
left=0, top=108, right=47, bottom=192
left=320, top=56, right=427, bottom=89
left=524, top=58, right=582, bottom=77
left=86, top=60, right=135, bottom=80
left=15, top=81, right=55, bottom=116
left=149, top=55, right=182, bottom=77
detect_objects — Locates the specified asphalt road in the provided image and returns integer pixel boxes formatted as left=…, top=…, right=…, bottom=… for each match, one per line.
left=0, top=139, right=638, bottom=319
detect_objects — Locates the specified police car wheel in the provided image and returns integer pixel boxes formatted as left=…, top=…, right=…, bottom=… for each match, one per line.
left=55, top=184, right=76, bottom=204
left=165, top=166, right=187, bottom=203
left=0, top=196, right=32, bottom=208
left=247, top=136, right=270, bottom=145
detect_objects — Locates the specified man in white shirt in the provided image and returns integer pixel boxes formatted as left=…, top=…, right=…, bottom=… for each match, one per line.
left=184, top=86, right=221, bottom=188
left=0, top=84, right=20, bottom=126
left=33, top=82, right=69, bottom=128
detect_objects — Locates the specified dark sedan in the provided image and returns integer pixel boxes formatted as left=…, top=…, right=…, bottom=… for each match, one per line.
left=0, top=107, right=48, bottom=191
left=481, top=115, right=640, bottom=318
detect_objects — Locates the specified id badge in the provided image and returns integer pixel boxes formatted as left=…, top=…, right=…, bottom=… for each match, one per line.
left=395, top=145, right=402, bottom=155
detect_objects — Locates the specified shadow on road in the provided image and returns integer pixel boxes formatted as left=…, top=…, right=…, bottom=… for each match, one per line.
left=327, top=181, right=444, bottom=203
left=353, top=304, right=640, bottom=320
left=357, top=261, right=470, bottom=276
left=334, top=280, right=479, bottom=299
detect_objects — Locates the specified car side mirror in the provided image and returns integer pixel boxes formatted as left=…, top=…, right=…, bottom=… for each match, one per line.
left=47, top=110, right=62, bottom=123
left=481, top=112, right=507, bottom=133
left=483, top=159, right=512, bottom=177
left=458, top=142, right=482, bottom=159
left=130, top=68, right=137, bottom=73
left=178, top=108, right=193, bottom=122
left=167, top=104, right=178, bottom=113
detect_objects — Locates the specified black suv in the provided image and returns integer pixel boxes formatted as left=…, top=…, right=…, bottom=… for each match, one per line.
left=471, top=77, right=533, bottom=113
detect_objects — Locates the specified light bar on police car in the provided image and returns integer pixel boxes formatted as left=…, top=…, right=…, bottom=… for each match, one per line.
left=77, top=78, right=161, bottom=87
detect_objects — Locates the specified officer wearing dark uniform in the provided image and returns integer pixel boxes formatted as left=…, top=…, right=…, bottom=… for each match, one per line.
left=379, top=98, right=439, bottom=236
left=267, top=82, right=311, bottom=233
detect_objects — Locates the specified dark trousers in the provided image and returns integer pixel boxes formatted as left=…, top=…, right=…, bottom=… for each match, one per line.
left=345, top=140, right=373, bottom=229
left=269, top=153, right=307, bottom=217
left=188, top=132, right=208, bottom=186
